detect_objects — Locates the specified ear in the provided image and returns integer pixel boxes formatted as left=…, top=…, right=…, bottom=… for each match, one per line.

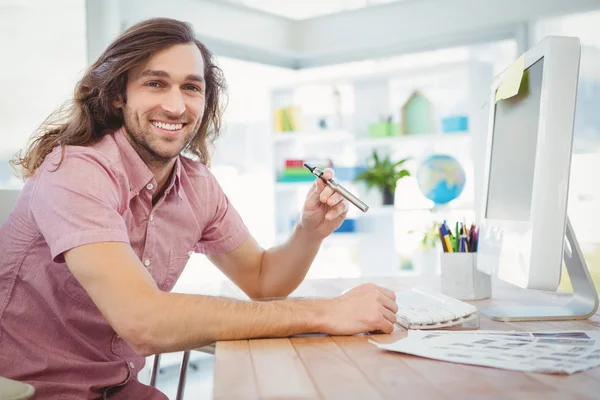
left=113, top=95, right=124, bottom=109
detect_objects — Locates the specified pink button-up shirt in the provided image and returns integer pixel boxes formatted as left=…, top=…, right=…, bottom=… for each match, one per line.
left=0, top=128, right=249, bottom=399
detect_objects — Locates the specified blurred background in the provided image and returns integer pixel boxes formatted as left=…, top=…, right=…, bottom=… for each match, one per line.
left=1, top=0, right=600, bottom=397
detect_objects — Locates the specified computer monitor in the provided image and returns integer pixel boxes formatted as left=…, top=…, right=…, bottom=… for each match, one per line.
left=477, top=35, right=598, bottom=321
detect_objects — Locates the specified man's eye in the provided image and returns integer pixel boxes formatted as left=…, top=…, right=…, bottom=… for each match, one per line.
left=146, top=81, right=162, bottom=88
left=185, top=85, right=202, bottom=92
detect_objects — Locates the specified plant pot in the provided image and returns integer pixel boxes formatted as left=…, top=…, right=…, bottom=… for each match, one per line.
left=412, top=249, right=440, bottom=276
left=382, top=187, right=395, bottom=205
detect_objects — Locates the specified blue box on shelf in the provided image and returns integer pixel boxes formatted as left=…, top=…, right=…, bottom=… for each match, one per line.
left=332, top=166, right=366, bottom=181
left=441, top=116, right=469, bottom=133
left=278, top=175, right=314, bottom=183
left=334, top=218, right=356, bottom=233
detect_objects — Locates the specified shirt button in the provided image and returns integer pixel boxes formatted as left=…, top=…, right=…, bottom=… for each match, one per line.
left=146, top=183, right=154, bottom=190
left=149, top=214, right=154, bottom=221
left=129, top=361, right=135, bottom=369
left=144, top=259, right=151, bottom=267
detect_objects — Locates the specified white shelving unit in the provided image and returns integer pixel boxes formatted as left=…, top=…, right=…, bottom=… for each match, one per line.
left=267, top=60, right=494, bottom=277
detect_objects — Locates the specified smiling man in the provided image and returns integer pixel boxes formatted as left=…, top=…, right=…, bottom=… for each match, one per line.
left=0, top=18, right=398, bottom=399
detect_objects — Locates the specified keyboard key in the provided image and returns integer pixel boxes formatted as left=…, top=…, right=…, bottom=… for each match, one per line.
left=394, top=288, right=478, bottom=329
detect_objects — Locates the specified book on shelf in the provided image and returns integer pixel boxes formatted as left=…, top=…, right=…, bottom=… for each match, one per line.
left=278, top=158, right=333, bottom=183
left=274, top=106, right=302, bottom=132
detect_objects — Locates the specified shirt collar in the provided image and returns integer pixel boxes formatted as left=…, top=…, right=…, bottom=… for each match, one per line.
left=168, top=156, right=184, bottom=200
left=114, top=128, right=183, bottom=200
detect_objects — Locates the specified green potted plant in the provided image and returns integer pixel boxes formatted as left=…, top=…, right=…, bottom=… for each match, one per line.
left=354, top=150, right=410, bottom=205
left=420, top=222, right=441, bottom=251
left=412, top=222, right=441, bottom=276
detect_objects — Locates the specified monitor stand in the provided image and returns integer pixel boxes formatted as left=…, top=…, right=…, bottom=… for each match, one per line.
left=479, top=217, right=599, bottom=321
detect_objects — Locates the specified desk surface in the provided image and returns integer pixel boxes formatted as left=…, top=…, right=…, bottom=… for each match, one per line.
left=200, top=276, right=600, bottom=400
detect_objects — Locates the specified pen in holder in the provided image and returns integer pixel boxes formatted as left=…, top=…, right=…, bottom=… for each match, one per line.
left=438, top=221, right=491, bottom=301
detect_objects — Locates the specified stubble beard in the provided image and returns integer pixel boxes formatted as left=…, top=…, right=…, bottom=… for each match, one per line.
left=122, top=108, right=197, bottom=169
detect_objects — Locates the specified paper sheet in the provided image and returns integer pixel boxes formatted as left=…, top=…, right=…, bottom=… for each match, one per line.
left=494, top=55, right=525, bottom=104
left=371, top=330, right=600, bottom=374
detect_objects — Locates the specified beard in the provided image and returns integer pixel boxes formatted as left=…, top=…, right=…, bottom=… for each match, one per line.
left=121, top=106, right=198, bottom=168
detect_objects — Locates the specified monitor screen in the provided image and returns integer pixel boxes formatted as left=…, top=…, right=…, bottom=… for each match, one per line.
left=485, top=58, right=544, bottom=221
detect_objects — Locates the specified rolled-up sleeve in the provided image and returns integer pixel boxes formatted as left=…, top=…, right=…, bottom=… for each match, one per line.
left=29, top=149, right=130, bottom=262
left=193, top=172, right=249, bottom=256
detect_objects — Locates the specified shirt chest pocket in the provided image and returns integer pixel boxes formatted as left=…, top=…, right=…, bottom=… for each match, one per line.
left=161, top=250, right=192, bottom=292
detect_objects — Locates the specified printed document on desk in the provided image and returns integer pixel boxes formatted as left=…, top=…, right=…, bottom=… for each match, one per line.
left=371, top=330, right=600, bottom=374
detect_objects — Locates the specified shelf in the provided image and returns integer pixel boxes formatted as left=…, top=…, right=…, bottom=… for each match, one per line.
left=364, top=205, right=397, bottom=215
left=275, top=182, right=313, bottom=192
left=271, top=59, right=477, bottom=91
left=274, top=131, right=470, bottom=147
left=274, top=130, right=353, bottom=144
left=276, top=231, right=362, bottom=246
left=268, top=59, right=493, bottom=279
left=275, top=179, right=358, bottom=193
left=354, top=132, right=470, bottom=148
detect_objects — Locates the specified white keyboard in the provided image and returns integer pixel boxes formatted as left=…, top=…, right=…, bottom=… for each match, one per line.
left=394, top=288, right=479, bottom=330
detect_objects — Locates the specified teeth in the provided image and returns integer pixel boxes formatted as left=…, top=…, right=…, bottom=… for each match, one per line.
left=151, top=121, right=183, bottom=131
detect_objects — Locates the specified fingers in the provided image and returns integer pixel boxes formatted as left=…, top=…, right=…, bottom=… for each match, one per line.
left=381, top=307, right=397, bottom=326
left=304, top=181, right=322, bottom=210
left=318, top=168, right=335, bottom=204
left=378, top=318, right=395, bottom=334
left=325, top=199, right=349, bottom=221
left=379, top=293, right=399, bottom=315
left=319, top=185, right=335, bottom=204
left=306, top=168, right=336, bottom=210
left=315, top=168, right=334, bottom=192
left=325, top=192, right=343, bottom=207
left=373, top=285, right=396, bottom=301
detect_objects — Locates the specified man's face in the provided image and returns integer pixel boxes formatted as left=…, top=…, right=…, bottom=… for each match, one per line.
left=119, top=43, right=206, bottom=165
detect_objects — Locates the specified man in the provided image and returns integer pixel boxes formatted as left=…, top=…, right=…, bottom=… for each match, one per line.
left=0, top=18, right=398, bottom=399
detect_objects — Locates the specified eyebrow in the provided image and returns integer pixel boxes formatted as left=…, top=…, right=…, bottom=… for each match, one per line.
left=138, top=69, right=205, bottom=84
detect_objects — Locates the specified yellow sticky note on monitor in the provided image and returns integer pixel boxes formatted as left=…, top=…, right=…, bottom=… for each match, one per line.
left=495, top=55, right=525, bottom=103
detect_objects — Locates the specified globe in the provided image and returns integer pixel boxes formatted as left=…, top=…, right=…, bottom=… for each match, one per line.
left=416, top=154, right=466, bottom=204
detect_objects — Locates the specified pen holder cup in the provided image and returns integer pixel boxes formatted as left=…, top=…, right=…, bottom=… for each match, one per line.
left=440, top=252, right=491, bottom=301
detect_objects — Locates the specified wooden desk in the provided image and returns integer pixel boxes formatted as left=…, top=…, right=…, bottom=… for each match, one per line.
left=205, top=276, right=600, bottom=399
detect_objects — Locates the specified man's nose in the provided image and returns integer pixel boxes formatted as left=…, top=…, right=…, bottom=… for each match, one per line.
left=162, top=88, right=186, bottom=115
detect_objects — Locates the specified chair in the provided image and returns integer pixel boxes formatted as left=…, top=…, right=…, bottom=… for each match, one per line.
left=0, top=191, right=34, bottom=399
left=0, top=189, right=20, bottom=226
left=149, top=345, right=215, bottom=400
left=0, top=377, right=35, bottom=400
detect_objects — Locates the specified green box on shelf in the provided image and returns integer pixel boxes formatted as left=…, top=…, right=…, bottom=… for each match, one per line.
left=390, top=124, right=402, bottom=136
left=368, top=122, right=402, bottom=138
left=368, top=122, right=389, bottom=138
left=281, top=168, right=313, bottom=178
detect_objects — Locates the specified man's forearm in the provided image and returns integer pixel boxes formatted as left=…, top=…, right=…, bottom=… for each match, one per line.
left=258, top=224, right=323, bottom=298
left=139, top=291, right=326, bottom=355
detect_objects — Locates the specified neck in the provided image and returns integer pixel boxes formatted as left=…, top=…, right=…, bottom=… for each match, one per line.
left=149, top=158, right=177, bottom=201
left=120, top=127, right=178, bottom=202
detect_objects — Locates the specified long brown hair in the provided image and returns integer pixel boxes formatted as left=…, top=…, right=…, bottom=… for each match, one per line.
left=11, top=17, right=226, bottom=179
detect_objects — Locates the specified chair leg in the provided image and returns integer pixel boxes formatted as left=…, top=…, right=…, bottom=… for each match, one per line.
left=150, top=354, right=161, bottom=387
left=176, top=350, right=191, bottom=400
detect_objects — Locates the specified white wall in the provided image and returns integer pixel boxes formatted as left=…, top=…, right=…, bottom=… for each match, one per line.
left=0, top=0, right=87, bottom=188
left=119, top=0, right=297, bottom=57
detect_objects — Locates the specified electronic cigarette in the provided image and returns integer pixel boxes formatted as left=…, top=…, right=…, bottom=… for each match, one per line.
left=304, top=163, right=369, bottom=213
